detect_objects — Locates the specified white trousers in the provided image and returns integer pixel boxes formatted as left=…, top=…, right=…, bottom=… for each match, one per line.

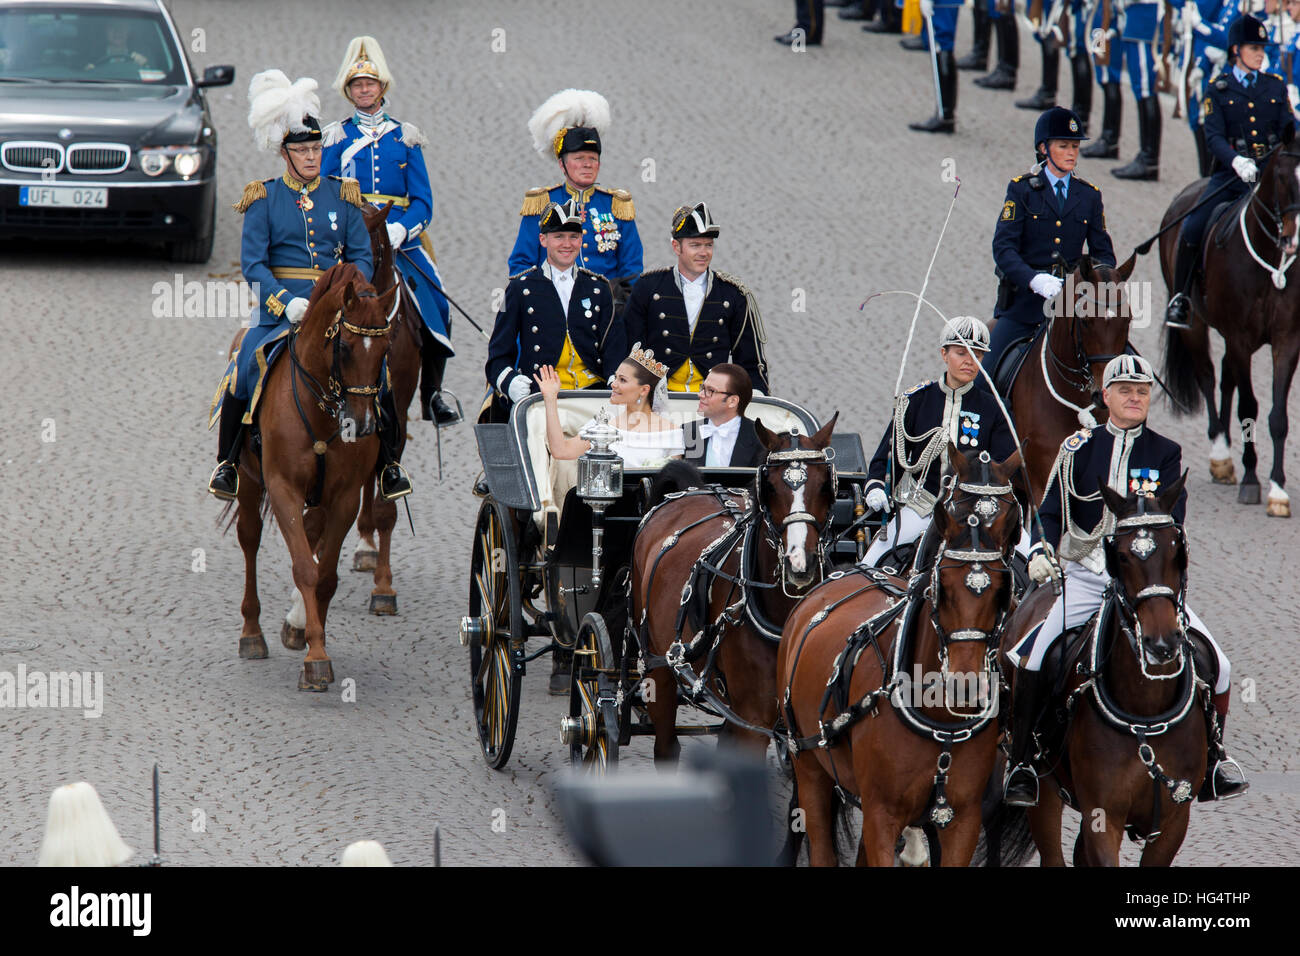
left=1006, top=561, right=1230, bottom=694
left=863, top=508, right=1032, bottom=569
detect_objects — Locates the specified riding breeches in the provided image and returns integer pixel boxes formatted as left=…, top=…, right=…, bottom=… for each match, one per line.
left=1005, top=561, right=1230, bottom=693
left=1121, top=39, right=1156, bottom=98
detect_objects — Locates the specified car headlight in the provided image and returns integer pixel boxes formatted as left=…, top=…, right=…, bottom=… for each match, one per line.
left=139, top=146, right=204, bottom=179
left=140, top=150, right=170, bottom=176
left=173, top=149, right=202, bottom=178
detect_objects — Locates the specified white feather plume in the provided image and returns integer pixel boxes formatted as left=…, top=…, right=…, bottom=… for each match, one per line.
left=38, top=782, right=134, bottom=867
left=247, top=69, right=321, bottom=152
left=528, top=89, right=611, bottom=157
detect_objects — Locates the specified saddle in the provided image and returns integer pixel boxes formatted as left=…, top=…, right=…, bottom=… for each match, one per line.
left=1209, top=191, right=1253, bottom=249
left=992, top=323, right=1047, bottom=398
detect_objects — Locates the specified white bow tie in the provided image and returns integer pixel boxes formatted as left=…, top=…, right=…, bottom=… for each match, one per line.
left=701, top=419, right=738, bottom=440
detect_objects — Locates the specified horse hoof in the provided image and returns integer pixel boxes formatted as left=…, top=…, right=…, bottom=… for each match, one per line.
left=1209, top=459, right=1237, bottom=484
left=1238, top=483, right=1261, bottom=505
left=238, top=634, right=268, bottom=659
left=369, top=593, right=398, bottom=616
left=352, top=549, right=379, bottom=572
left=1267, top=498, right=1292, bottom=518
left=298, top=659, right=334, bottom=692
left=280, top=621, right=307, bottom=651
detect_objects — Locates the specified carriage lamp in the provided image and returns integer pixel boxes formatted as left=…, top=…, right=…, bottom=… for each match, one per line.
left=577, top=410, right=624, bottom=588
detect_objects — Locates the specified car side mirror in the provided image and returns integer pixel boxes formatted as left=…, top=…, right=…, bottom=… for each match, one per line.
left=197, top=65, right=235, bottom=88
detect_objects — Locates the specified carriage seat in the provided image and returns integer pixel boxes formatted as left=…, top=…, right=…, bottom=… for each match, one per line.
left=519, top=393, right=813, bottom=529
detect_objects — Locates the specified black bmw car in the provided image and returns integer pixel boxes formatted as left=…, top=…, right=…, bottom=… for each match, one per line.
left=0, top=0, right=233, bottom=261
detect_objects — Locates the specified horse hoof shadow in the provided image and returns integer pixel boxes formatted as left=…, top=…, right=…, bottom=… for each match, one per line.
left=281, top=621, right=307, bottom=651
left=1238, top=482, right=1261, bottom=505
left=1209, top=460, right=1237, bottom=485
left=369, top=593, right=398, bottom=616
left=298, top=659, right=334, bottom=692
left=352, top=549, right=379, bottom=572
left=238, top=634, right=268, bottom=659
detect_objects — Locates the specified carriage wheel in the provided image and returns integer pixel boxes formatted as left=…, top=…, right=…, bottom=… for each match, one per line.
left=562, top=612, right=620, bottom=772
left=463, top=497, right=524, bottom=770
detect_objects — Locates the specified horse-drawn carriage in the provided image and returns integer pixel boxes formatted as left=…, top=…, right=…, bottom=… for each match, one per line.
left=461, top=389, right=872, bottom=770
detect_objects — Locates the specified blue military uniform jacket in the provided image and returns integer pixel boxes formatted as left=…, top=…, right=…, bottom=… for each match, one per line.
left=1202, top=68, right=1293, bottom=173
left=485, top=264, right=625, bottom=400
left=866, top=378, right=1016, bottom=509
left=1031, top=421, right=1185, bottom=556
left=992, top=171, right=1115, bottom=328
left=507, top=183, right=644, bottom=283
left=622, top=267, right=771, bottom=394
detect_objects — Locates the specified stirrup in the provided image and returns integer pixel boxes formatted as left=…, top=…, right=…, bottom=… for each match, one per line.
left=1165, top=293, right=1193, bottom=330
left=208, top=461, right=238, bottom=501
left=429, top=389, right=464, bottom=428
left=379, top=462, right=413, bottom=501
left=1203, top=756, right=1250, bottom=801
left=1003, top=763, right=1040, bottom=807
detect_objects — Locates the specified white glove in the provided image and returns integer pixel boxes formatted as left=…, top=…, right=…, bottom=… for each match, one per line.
left=1029, top=273, right=1063, bottom=299
left=1205, top=45, right=1227, bottom=66
left=285, top=297, right=310, bottom=325
left=1029, top=552, right=1062, bottom=584
left=920, top=0, right=934, bottom=17
left=1232, top=156, right=1259, bottom=183
left=1289, top=84, right=1300, bottom=111
left=385, top=221, right=407, bottom=248
left=507, top=374, right=532, bottom=404
left=1183, top=2, right=1201, bottom=30
left=865, top=486, right=891, bottom=513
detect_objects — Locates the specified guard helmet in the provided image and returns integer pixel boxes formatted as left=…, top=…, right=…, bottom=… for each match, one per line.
left=539, top=198, right=584, bottom=234
left=1034, top=106, right=1088, bottom=153
left=1227, top=15, right=1269, bottom=57
left=1103, top=354, right=1155, bottom=388
left=939, top=316, right=991, bottom=352
left=671, top=202, right=720, bottom=239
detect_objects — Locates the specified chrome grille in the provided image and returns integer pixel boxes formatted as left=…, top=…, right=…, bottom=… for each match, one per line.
left=2, top=141, right=64, bottom=174
left=66, top=143, right=130, bottom=174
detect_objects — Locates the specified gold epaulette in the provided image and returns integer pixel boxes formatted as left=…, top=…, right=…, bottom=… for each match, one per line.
left=1268, top=71, right=1285, bottom=83
left=333, top=176, right=365, bottom=208
left=576, top=266, right=609, bottom=280
left=903, top=379, right=934, bottom=396
left=600, top=186, right=635, bottom=220
left=232, top=179, right=270, bottom=213
left=520, top=185, right=558, bottom=217
left=1011, top=174, right=1026, bottom=183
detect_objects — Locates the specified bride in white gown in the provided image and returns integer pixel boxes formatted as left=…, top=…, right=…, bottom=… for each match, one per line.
left=537, top=343, right=685, bottom=467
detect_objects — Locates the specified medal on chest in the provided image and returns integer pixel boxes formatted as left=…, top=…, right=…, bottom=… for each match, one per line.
left=959, top=411, right=981, bottom=448
left=1129, top=467, right=1160, bottom=497
left=329, top=210, right=339, bottom=231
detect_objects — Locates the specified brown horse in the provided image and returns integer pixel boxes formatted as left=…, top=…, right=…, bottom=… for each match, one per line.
left=778, top=444, right=1022, bottom=866
left=994, top=474, right=1209, bottom=865
left=350, top=202, right=424, bottom=613
left=1006, top=255, right=1138, bottom=503
left=1159, top=131, right=1300, bottom=517
left=630, top=415, right=839, bottom=762
left=231, top=263, right=397, bottom=690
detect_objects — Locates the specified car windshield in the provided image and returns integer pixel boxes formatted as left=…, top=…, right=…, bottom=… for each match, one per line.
left=0, top=6, right=184, bottom=85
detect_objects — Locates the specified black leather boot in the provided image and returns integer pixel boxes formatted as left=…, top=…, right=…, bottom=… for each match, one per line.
left=1015, top=41, right=1059, bottom=109
left=1165, top=239, right=1199, bottom=329
left=974, top=16, right=1018, bottom=88
left=838, top=0, right=875, bottom=18
left=909, top=49, right=957, bottom=133
left=1112, top=95, right=1160, bottom=180
left=1193, top=124, right=1212, bottom=177
left=208, top=397, right=248, bottom=500
left=1004, top=667, right=1048, bottom=806
left=419, top=338, right=462, bottom=427
left=957, top=3, right=990, bottom=70
left=901, top=30, right=929, bottom=51
left=1080, top=83, right=1121, bottom=157
left=1199, top=714, right=1249, bottom=801
left=1070, top=54, right=1092, bottom=134
left=863, top=0, right=902, bottom=32
left=376, top=390, right=412, bottom=501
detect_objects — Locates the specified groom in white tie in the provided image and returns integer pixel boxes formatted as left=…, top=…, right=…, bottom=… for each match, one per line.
left=683, top=363, right=765, bottom=467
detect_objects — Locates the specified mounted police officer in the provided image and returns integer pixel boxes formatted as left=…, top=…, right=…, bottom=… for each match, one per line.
left=322, top=36, right=459, bottom=426
left=1165, top=14, right=1293, bottom=328
left=986, top=107, right=1116, bottom=378
left=862, top=317, right=1021, bottom=569
left=209, top=71, right=410, bottom=501
left=486, top=199, right=625, bottom=414
left=1004, top=355, right=1247, bottom=806
left=623, top=202, right=771, bottom=395
left=508, top=89, right=643, bottom=314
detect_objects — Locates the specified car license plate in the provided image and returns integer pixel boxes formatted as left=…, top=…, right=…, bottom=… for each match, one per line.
left=19, top=185, right=108, bottom=208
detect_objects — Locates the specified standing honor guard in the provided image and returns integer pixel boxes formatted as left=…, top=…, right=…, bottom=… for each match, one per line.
left=209, top=70, right=410, bottom=501
left=1109, top=0, right=1165, bottom=178
left=508, top=89, right=643, bottom=314
left=974, top=0, right=1021, bottom=90
left=322, top=36, right=459, bottom=426
left=623, top=202, right=771, bottom=395
left=985, top=107, right=1116, bottom=375
left=908, top=0, right=963, bottom=132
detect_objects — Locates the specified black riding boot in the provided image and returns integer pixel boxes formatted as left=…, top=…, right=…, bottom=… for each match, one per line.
left=863, top=0, right=901, bottom=32
left=1193, top=124, right=1212, bottom=177
left=1070, top=54, right=1093, bottom=134
left=419, top=333, right=461, bottom=427
left=1165, top=239, right=1199, bottom=329
left=208, top=397, right=248, bottom=500
left=1015, top=41, right=1059, bottom=109
left=1112, top=95, right=1160, bottom=180
left=376, top=390, right=412, bottom=501
left=838, top=0, right=875, bottom=19
left=975, top=16, right=1018, bottom=89
left=1198, top=714, right=1249, bottom=801
left=1080, top=83, right=1121, bottom=158
left=957, top=3, right=990, bottom=70
left=909, top=49, right=957, bottom=133
left=1004, top=667, right=1048, bottom=806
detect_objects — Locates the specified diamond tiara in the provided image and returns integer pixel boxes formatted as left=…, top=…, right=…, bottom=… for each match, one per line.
left=629, top=342, right=669, bottom=379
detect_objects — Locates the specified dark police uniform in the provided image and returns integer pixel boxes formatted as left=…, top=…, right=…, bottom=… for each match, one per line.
left=485, top=264, right=624, bottom=405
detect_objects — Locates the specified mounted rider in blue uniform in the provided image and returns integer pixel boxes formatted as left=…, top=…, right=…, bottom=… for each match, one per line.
left=322, top=36, right=459, bottom=427
left=208, top=70, right=407, bottom=502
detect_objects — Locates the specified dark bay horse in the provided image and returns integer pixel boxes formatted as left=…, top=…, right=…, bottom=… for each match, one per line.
left=630, top=415, right=839, bottom=762
left=993, top=474, right=1209, bottom=865
left=1006, top=255, right=1138, bottom=503
left=1160, top=129, right=1300, bottom=517
left=350, top=201, right=423, bottom=613
left=778, top=445, right=1022, bottom=866
left=231, top=263, right=397, bottom=690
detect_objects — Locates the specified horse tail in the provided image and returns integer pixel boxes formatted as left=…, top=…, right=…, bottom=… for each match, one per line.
left=648, top=460, right=705, bottom=507
left=974, top=763, right=1035, bottom=866
left=214, top=486, right=271, bottom=535
left=829, top=787, right=858, bottom=865
left=775, top=769, right=804, bottom=866
left=1162, top=326, right=1204, bottom=416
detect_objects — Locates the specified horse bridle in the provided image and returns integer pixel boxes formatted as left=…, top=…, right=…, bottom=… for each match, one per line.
left=754, top=429, right=838, bottom=594
left=289, top=291, right=395, bottom=435
left=1045, top=280, right=1127, bottom=404
left=1104, top=501, right=1190, bottom=681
